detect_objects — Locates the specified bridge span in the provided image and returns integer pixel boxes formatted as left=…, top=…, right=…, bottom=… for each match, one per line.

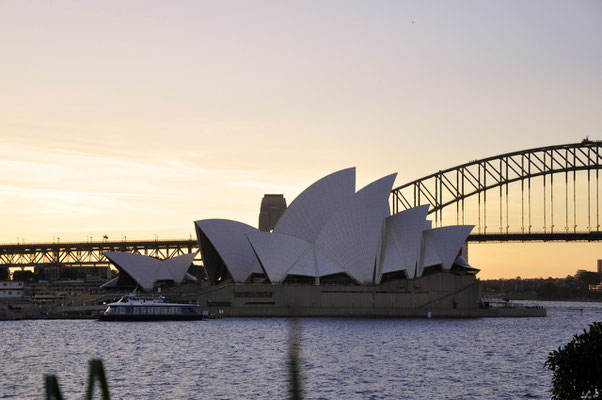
left=1, top=232, right=601, bottom=270
left=0, top=239, right=199, bottom=269
left=2, top=141, right=602, bottom=270
left=392, top=141, right=602, bottom=235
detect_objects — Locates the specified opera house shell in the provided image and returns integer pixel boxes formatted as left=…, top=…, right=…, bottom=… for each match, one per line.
left=101, top=252, right=198, bottom=291
left=195, top=168, right=475, bottom=287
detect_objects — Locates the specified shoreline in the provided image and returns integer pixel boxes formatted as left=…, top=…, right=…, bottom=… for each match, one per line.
left=483, top=295, right=602, bottom=303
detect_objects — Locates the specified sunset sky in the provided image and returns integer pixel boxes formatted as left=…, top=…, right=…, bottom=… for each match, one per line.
left=1, top=1, right=601, bottom=279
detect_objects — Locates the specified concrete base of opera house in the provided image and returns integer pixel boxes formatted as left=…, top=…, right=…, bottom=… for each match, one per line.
left=184, top=272, right=546, bottom=318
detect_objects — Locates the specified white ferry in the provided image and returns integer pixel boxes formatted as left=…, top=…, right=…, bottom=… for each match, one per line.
left=99, top=293, right=204, bottom=321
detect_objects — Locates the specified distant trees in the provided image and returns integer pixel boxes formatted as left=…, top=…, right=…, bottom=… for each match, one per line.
left=537, top=281, right=560, bottom=299
left=481, top=274, right=602, bottom=300
left=546, top=322, right=602, bottom=399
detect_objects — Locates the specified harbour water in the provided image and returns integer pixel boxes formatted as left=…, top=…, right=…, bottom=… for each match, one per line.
left=0, top=301, right=600, bottom=399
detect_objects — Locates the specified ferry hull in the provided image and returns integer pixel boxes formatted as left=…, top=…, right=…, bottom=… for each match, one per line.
left=98, top=314, right=204, bottom=322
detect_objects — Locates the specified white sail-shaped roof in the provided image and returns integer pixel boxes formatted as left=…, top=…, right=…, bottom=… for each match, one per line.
left=163, top=252, right=197, bottom=283
left=421, top=235, right=442, bottom=266
left=379, top=205, right=430, bottom=281
left=195, top=219, right=261, bottom=283
left=315, top=247, right=346, bottom=277
left=273, top=168, right=356, bottom=243
left=184, top=272, right=198, bottom=282
left=417, top=235, right=442, bottom=278
left=315, top=174, right=397, bottom=284
left=104, top=251, right=197, bottom=291
left=247, top=231, right=312, bottom=283
left=422, top=225, right=474, bottom=271
left=454, top=255, right=471, bottom=268
left=288, top=247, right=317, bottom=277
left=104, top=252, right=157, bottom=290
left=379, top=228, right=411, bottom=278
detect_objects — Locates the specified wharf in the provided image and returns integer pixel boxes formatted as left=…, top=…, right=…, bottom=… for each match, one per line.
left=177, top=274, right=547, bottom=318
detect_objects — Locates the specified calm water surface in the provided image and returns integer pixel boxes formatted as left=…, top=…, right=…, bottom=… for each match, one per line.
left=1, top=301, right=601, bottom=399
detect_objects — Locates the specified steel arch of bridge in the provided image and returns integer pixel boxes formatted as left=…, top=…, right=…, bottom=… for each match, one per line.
left=391, top=141, right=602, bottom=236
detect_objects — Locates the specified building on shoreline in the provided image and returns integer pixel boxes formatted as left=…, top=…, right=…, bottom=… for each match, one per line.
left=0, top=281, right=23, bottom=299
left=89, top=168, right=543, bottom=317
left=191, top=168, right=521, bottom=317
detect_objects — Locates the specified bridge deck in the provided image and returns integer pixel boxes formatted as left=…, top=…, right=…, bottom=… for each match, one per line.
left=0, top=240, right=199, bottom=268
left=468, top=232, right=602, bottom=242
left=1, top=233, right=601, bottom=269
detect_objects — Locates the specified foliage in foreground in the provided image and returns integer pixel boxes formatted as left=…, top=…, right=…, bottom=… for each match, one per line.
left=45, top=359, right=110, bottom=400
left=545, top=322, right=602, bottom=400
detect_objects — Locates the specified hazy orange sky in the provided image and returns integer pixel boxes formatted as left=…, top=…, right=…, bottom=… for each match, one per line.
left=1, top=1, right=601, bottom=279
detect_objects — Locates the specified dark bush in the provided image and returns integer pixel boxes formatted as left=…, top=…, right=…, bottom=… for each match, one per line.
left=546, top=322, right=602, bottom=399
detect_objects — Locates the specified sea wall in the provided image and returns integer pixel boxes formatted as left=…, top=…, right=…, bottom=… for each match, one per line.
left=195, top=272, right=501, bottom=317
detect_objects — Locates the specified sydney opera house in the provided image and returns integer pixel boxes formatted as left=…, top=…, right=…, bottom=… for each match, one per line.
left=191, top=168, right=486, bottom=317
left=101, top=168, right=547, bottom=316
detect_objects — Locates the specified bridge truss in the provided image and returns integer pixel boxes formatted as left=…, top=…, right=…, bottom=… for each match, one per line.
left=391, top=141, right=602, bottom=238
left=0, top=239, right=199, bottom=269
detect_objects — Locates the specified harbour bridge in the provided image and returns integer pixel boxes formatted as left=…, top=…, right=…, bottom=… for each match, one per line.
left=2, top=141, right=602, bottom=270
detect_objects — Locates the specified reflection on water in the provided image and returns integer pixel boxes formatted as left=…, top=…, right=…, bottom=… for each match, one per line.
left=0, top=301, right=600, bottom=399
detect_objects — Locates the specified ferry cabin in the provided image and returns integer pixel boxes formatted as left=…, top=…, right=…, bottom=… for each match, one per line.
left=106, top=304, right=197, bottom=317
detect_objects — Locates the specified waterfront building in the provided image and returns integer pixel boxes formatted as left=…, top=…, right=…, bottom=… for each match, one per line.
left=189, top=168, right=516, bottom=317
left=0, top=281, right=24, bottom=299
left=57, top=266, right=112, bottom=281
left=25, top=281, right=104, bottom=303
